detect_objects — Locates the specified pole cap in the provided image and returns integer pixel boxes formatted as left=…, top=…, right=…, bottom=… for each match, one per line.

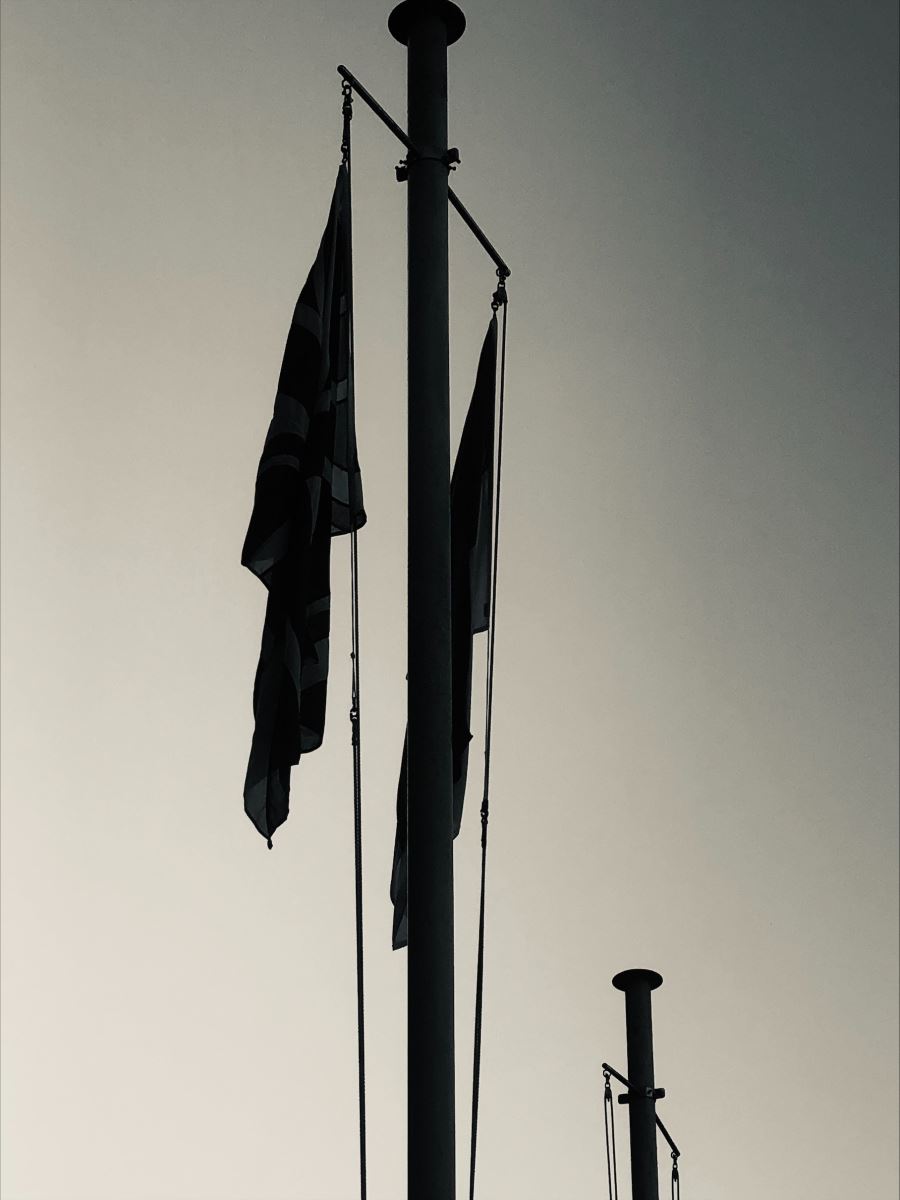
left=389, top=0, right=466, bottom=45
left=612, top=968, right=663, bottom=991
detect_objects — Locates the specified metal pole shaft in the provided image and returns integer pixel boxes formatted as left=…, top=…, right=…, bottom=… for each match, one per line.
left=407, top=18, right=455, bottom=1187
left=613, top=969, right=663, bottom=1200
left=389, top=4, right=465, bottom=1197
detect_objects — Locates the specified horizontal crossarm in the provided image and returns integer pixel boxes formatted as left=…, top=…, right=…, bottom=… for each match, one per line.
left=601, top=1061, right=681, bottom=1159
left=337, top=64, right=511, bottom=279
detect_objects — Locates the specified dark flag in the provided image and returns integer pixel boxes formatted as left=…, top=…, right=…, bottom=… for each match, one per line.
left=242, top=165, right=365, bottom=846
left=390, top=315, right=498, bottom=947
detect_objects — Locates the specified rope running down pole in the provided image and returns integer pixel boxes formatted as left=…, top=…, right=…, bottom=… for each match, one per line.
left=468, top=273, right=508, bottom=1200
left=342, top=80, right=368, bottom=1200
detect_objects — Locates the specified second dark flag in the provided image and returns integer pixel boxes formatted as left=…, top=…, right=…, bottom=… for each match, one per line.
left=390, top=314, right=498, bottom=948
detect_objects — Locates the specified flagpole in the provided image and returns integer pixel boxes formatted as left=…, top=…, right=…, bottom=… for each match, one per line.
left=389, top=3, right=465, bottom=1197
left=613, top=969, right=664, bottom=1200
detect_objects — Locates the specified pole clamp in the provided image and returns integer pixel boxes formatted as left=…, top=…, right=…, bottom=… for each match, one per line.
left=617, top=1086, right=666, bottom=1104
left=395, top=147, right=460, bottom=181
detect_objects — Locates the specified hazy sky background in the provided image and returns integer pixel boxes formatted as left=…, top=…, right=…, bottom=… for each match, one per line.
left=1, top=1, right=897, bottom=1197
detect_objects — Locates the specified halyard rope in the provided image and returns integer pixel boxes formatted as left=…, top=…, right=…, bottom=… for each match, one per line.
left=468, top=274, right=508, bottom=1199
left=343, top=81, right=368, bottom=1200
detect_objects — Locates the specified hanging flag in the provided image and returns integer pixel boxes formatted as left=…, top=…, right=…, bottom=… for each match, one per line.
left=242, top=165, right=365, bottom=846
left=390, top=314, right=497, bottom=948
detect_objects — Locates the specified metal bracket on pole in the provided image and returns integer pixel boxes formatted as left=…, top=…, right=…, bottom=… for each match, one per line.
left=395, top=147, right=460, bottom=181
left=617, top=1087, right=667, bottom=1104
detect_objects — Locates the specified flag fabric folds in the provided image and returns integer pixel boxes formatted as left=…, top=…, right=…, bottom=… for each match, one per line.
left=242, top=165, right=365, bottom=846
left=390, top=314, right=498, bottom=948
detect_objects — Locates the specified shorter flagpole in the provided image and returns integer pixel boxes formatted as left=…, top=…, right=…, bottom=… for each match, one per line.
left=612, top=969, right=664, bottom=1200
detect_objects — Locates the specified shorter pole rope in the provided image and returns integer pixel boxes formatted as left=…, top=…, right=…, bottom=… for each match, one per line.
left=671, top=1150, right=680, bottom=1200
left=602, top=1069, right=620, bottom=1200
left=609, top=1074, right=619, bottom=1199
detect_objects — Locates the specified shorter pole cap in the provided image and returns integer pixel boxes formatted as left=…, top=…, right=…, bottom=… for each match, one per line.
left=612, top=969, right=664, bottom=991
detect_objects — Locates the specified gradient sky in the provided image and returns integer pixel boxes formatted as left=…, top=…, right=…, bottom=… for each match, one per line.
left=1, top=2, right=897, bottom=1197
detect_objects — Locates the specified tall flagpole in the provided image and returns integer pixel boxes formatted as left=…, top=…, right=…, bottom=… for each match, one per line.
left=389, top=2, right=465, bottom=1197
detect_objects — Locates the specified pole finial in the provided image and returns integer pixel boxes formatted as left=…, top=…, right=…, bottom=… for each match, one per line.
left=612, top=969, right=663, bottom=992
left=389, top=0, right=466, bottom=46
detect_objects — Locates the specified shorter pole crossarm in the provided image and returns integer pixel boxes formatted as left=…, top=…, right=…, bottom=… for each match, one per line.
left=655, top=1115, right=680, bottom=1161
left=601, top=1062, right=681, bottom=1160
left=337, top=64, right=511, bottom=280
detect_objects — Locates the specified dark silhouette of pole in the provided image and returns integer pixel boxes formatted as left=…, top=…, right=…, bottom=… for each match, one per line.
left=613, top=969, right=664, bottom=1200
left=389, top=3, right=465, bottom=1198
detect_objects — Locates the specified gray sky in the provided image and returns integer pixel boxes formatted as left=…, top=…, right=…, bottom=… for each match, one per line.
left=1, top=1, right=897, bottom=1197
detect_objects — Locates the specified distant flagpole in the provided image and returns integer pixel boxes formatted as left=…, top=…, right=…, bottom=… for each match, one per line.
left=613, top=970, right=664, bottom=1200
left=389, top=2, right=466, bottom=1197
